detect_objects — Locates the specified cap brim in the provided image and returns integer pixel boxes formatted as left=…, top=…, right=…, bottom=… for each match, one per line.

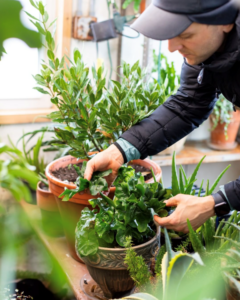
left=131, top=3, right=192, bottom=40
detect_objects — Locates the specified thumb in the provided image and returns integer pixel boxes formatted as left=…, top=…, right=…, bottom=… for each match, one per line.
left=84, top=160, right=95, bottom=181
left=164, top=196, right=180, bottom=207
left=154, top=214, right=172, bottom=227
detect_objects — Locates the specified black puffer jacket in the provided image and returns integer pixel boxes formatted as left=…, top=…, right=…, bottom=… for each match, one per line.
left=120, top=13, right=240, bottom=210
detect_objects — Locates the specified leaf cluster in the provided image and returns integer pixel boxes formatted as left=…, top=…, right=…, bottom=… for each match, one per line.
left=171, top=151, right=230, bottom=196
left=0, top=143, right=39, bottom=202
left=59, top=161, right=112, bottom=201
left=29, top=1, right=166, bottom=160
left=152, top=51, right=180, bottom=98
left=76, top=165, right=170, bottom=257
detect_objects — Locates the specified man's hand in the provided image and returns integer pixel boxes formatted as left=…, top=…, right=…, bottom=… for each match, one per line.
left=84, top=144, right=124, bottom=185
left=154, top=194, right=215, bottom=233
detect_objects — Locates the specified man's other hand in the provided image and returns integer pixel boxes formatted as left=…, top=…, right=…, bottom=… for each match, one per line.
left=154, top=194, right=215, bottom=233
left=84, top=144, right=124, bottom=185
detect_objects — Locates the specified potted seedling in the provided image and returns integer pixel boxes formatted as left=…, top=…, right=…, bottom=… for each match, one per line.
left=75, top=165, right=171, bottom=298
left=209, top=95, right=240, bottom=150
left=29, top=0, right=163, bottom=260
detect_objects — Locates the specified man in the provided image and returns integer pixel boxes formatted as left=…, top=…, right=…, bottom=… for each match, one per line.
left=85, top=0, right=240, bottom=232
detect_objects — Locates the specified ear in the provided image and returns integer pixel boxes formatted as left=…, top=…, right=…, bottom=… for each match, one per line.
left=222, top=24, right=234, bottom=33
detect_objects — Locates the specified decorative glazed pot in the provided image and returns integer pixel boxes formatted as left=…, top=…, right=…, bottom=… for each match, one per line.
left=45, top=155, right=110, bottom=261
left=209, top=111, right=240, bottom=150
left=108, top=158, right=162, bottom=199
left=36, top=181, right=63, bottom=237
left=77, top=227, right=160, bottom=299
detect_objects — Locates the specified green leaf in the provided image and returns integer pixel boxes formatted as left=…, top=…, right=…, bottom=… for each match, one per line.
left=171, top=152, right=180, bottom=196
left=208, top=164, right=230, bottom=194
left=187, top=219, right=205, bottom=254
left=47, top=49, right=55, bottom=60
left=74, top=49, right=81, bottom=64
left=184, top=156, right=206, bottom=195
left=0, top=1, right=41, bottom=58
left=38, top=1, right=45, bottom=15
left=33, top=87, right=50, bottom=95
left=131, top=60, right=139, bottom=73
left=97, top=78, right=106, bottom=92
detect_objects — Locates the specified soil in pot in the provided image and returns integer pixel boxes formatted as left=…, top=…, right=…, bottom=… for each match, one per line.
left=37, top=182, right=64, bottom=237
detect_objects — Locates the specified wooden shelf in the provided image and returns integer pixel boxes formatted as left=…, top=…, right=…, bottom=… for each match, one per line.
left=0, top=108, right=55, bottom=125
left=151, top=140, right=240, bottom=166
left=20, top=201, right=89, bottom=300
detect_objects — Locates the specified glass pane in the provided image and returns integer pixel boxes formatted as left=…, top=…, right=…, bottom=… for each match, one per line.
left=0, top=0, right=41, bottom=100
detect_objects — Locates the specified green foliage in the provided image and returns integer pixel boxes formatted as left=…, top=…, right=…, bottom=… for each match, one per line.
left=30, top=1, right=166, bottom=160
left=187, top=219, right=205, bottom=254
left=122, top=0, right=141, bottom=12
left=211, top=94, right=234, bottom=138
left=21, top=133, right=46, bottom=175
left=155, top=244, right=166, bottom=277
left=0, top=143, right=39, bottom=202
left=0, top=0, right=41, bottom=58
left=171, top=151, right=230, bottom=196
left=152, top=52, right=180, bottom=97
left=124, top=236, right=151, bottom=287
left=59, top=161, right=112, bottom=201
left=75, top=165, right=170, bottom=257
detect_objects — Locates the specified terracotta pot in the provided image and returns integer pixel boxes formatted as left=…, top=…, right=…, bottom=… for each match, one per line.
left=108, top=158, right=162, bottom=199
left=36, top=181, right=64, bottom=237
left=45, top=155, right=110, bottom=262
left=209, top=111, right=240, bottom=150
left=140, top=0, right=146, bottom=13
left=77, top=227, right=160, bottom=299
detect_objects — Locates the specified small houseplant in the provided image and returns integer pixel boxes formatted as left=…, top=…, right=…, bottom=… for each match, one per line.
left=209, top=94, right=240, bottom=150
left=75, top=165, right=170, bottom=298
left=28, top=0, right=163, bottom=260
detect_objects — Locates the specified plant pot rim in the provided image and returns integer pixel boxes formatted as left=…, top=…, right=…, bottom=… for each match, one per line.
left=37, top=181, right=50, bottom=193
left=45, top=155, right=88, bottom=189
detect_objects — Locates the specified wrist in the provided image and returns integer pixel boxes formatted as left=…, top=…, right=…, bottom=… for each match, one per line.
left=108, top=144, right=125, bottom=165
left=202, top=196, right=215, bottom=217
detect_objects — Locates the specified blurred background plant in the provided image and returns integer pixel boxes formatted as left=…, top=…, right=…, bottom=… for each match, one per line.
left=211, top=94, right=233, bottom=138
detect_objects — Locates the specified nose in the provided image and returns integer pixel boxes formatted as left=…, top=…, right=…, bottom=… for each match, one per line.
left=168, top=38, right=183, bottom=53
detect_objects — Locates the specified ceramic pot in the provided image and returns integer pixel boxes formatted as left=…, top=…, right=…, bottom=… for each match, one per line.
left=77, top=227, right=160, bottom=299
left=45, top=155, right=110, bottom=262
left=36, top=181, right=63, bottom=237
left=209, top=111, right=240, bottom=150
left=108, top=158, right=162, bottom=199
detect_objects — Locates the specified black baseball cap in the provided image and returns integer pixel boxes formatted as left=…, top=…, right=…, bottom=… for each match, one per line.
left=131, top=0, right=238, bottom=40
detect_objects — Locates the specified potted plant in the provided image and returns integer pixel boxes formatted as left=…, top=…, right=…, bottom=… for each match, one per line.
left=209, top=95, right=240, bottom=150
left=29, top=0, right=163, bottom=260
left=75, top=165, right=170, bottom=298
left=20, top=133, right=64, bottom=237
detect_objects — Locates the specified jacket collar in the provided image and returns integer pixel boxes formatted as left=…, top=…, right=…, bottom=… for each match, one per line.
left=203, top=11, right=240, bottom=73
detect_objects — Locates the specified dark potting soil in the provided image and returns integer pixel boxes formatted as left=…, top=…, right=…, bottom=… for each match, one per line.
left=51, top=163, right=153, bottom=183
left=51, top=162, right=83, bottom=182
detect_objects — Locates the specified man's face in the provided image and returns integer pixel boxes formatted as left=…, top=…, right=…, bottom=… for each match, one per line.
left=168, top=22, right=233, bottom=65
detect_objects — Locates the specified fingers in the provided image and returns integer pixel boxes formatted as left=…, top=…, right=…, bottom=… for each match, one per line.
left=154, top=215, right=173, bottom=228
left=164, top=194, right=185, bottom=207
left=84, top=159, right=95, bottom=181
